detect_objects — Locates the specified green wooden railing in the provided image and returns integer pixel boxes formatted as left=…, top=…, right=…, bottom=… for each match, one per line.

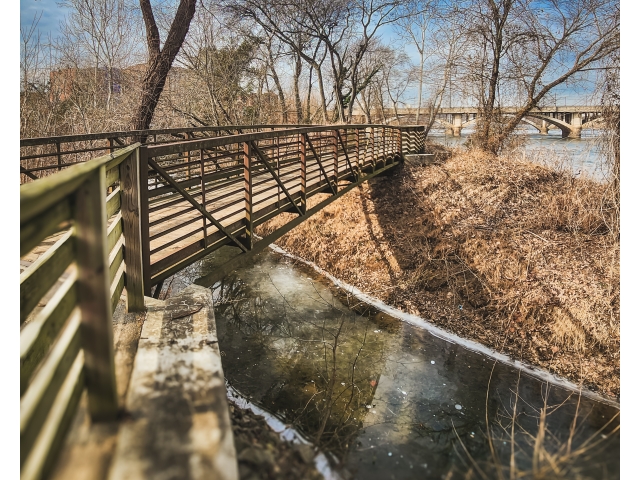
left=20, top=143, right=144, bottom=480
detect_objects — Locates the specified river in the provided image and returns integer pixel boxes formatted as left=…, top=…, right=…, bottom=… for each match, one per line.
left=428, top=126, right=610, bottom=181
left=165, top=245, right=620, bottom=480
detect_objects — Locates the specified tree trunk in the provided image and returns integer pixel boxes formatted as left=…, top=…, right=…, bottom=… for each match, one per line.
left=314, top=64, right=329, bottom=123
left=293, top=51, right=303, bottom=123
left=131, top=0, right=197, bottom=132
left=415, top=53, right=425, bottom=124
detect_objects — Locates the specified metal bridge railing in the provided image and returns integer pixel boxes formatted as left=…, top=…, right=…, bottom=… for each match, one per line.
left=140, top=124, right=425, bottom=292
left=20, top=125, right=317, bottom=184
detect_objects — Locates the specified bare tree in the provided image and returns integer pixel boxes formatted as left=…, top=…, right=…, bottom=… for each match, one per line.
left=460, top=0, right=619, bottom=153
left=59, top=0, right=138, bottom=111
left=394, top=1, right=435, bottom=123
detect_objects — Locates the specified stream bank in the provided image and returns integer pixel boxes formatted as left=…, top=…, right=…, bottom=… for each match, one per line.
left=255, top=144, right=620, bottom=400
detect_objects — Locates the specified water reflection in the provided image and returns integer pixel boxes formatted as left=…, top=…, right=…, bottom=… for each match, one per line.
left=169, top=248, right=619, bottom=478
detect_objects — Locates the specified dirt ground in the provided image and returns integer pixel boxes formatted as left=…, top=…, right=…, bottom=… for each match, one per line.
left=229, top=402, right=324, bottom=480
left=256, top=144, right=620, bottom=400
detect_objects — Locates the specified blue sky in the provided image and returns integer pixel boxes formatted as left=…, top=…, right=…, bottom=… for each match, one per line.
left=20, top=0, right=70, bottom=40
left=18, top=0, right=605, bottom=105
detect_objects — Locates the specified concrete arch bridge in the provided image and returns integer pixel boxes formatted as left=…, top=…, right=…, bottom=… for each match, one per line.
left=355, top=106, right=604, bottom=138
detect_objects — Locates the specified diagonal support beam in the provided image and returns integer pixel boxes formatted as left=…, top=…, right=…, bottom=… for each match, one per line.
left=146, top=158, right=248, bottom=253
left=336, top=130, right=358, bottom=181
left=304, top=133, right=337, bottom=196
left=20, top=166, right=38, bottom=180
left=249, top=140, right=304, bottom=217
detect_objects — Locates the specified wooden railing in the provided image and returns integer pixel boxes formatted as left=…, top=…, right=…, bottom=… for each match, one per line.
left=20, top=144, right=144, bottom=480
left=20, top=125, right=313, bottom=183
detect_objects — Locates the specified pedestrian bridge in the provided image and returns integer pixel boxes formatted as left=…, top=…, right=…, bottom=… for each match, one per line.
left=19, top=123, right=425, bottom=479
left=352, top=105, right=604, bottom=138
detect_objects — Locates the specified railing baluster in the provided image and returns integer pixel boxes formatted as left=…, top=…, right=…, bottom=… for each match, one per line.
left=201, top=148, right=207, bottom=249
left=300, top=133, right=306, bottom=214
left=56, top=141, right=62, bottom=171
left=333, top=129, right=338, bottom=189
left=243, top=141, right=253, bottom=250
left=355, top=128, right=360, bottom=174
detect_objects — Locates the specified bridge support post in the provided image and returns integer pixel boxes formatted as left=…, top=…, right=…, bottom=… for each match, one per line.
left=200, top=148, right=207, bottom=249
left=120, top=148, right=145, bottom=312
left=139, top=147, right=151, bottom=297
left=382, top=128, right=387, bottom=165
left=243, top=141, right=253, bottom=250
left=75, top=166, right=119, bottom=420
left=356, top=128, right=361, bottom=174
left=452, top=114, right=463, bottom=136
left=299, top=133, right=306, bottom=214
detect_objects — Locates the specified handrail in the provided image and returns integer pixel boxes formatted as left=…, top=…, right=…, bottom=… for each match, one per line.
left=19, top=123, right=423, bottom=147
left=146, top=125, right=423, bottom=157
left=21, top=144, right=140, bottom=224
left=19, top=124, right=425, bottom=184
left=20, top=124, right=315, bottom=147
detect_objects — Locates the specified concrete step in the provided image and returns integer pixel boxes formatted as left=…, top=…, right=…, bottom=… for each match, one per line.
left=49, top=286, right=238, bottom=480
left=108, top=284, right=238, bottom=480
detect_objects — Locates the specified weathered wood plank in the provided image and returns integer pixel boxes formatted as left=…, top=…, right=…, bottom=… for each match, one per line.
left=105, top=187, right=121, bottom=219
left=21, top=309, right=82, bottom=466
left=20, top=229, right=75, bottom=324
left=119, top=151, right=145, bottom=312
left=20, top=198, right=72, bottom=258
left=107, top=213, right=123, bottom=253
left=108, top=238, right=124, bottom=286
left=105, top=166, right=120, bottom=189
left=108, top=285, right=238, bottom=480
left=20, top=351, right=85, bottom=480
left=21, top=268, right=78, bottom=395
left=110, top=262, right=126, bottom=315
left=74, top=166, right=118, bottom=421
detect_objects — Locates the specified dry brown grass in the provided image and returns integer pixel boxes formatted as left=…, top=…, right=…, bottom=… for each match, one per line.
left=256, top=144, right=620, bottom=398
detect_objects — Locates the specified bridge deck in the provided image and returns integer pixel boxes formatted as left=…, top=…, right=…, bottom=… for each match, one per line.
left=140, top=126, right=412, bottom=291
left=147, top=157, right=354, bottom=268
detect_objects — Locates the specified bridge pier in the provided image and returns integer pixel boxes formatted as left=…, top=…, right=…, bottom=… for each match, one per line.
left=567, top=113, right=582, bottom=138
left=539, top=120, right=549, bottom=135
left=442, top=113, right=463, bottom=136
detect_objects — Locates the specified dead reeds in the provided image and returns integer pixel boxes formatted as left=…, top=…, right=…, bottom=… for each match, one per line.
left=256, top=143, right=620, bottom=398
